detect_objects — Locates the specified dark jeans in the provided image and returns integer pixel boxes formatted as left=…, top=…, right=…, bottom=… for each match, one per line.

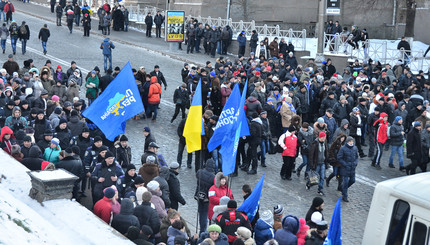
left=155, top=24, right=162, bottom=37
left=67, top=19, right=73, bottom=33
left=258, top=139, right=270, bottom=164
left=146, top=104, right=158, bottom=119
left=195, top=37, right=201, bottom=52
left=197, top=201, right=209, bottom=234
left=21, top=39, right=27, bottom=54
left=146, top=25, right=152, bottom=36
left=342, top=174, right=355, bottom=199
left=187, top=38, right=195, bottom=53
left=368, top=133, right=375, bottom=157
left=247, top=143, right=259, bottom=170
left=103, top=26, right=110, bottom=35
left=238, top=46, right=245, bottom=57
left=172, top=104, right=186, bottom=121
left=57, top=16, right=62, bottom=26
left=222, top=40, right=229, bottom=54
left=177, top=140, right=192, bottom=167
left=353, top=135, right=364, bottom=156
left=210, top=42, right=217, bottom=57
left=235, top=139, right=246, bottom=174
left=281, top=156, right=295, bottom=178
left=203, top=40, right=209, bottom=54
left=75, top=15, right=80, bottom=26
left=51, top=4, right=55, bottom=13
left=297, top=154, right=309, bottom=172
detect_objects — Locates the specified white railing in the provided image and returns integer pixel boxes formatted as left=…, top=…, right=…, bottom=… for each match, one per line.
left=125, top=4, right=307, bottom=50
left=323, top=33, right=429, bottom=72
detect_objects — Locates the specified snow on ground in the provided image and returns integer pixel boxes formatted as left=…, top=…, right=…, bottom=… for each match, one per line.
left=0, top=151, right=132, bottom=245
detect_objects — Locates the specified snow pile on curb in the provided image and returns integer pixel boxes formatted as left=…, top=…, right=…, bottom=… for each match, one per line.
left=0, top=151, right=132, bottom=245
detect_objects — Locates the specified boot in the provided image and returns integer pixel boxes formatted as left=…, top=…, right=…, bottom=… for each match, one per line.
left=247, top=169, right=257, bottom=175
left=326, top=173, right=335, bottom=187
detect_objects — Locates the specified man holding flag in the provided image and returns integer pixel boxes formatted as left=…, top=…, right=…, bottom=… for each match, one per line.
left=216, top=199, right=252, bottom=243
left=207, top=80, right=249, bottom=176
left=82, top=62, right=144, bottom=141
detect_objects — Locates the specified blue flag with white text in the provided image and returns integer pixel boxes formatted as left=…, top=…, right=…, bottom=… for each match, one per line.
left=238, top=174, right=264, bottom=222
left=82, top=62, right=144, bottom=141
left=323, top=197, right=342, bottom=245
left=208, top=81, right=249, bottom=176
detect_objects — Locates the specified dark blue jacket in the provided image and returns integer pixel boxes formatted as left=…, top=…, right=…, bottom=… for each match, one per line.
left=255, top=219, right=275, bottom=245
left=337, top=144, right=358, bottom=176
left=275, top=215, right=300, bottom=245
left=100, top=38, right=115, bottom=55
left=237, top=34, right=246, bottom=47
left=111, top=198, right=140, bottom=235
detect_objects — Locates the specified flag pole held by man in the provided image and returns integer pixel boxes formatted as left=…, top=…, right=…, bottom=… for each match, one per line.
left=183, top=78, right=204, bottom=153
left=82, top=62, right=144, bottom=141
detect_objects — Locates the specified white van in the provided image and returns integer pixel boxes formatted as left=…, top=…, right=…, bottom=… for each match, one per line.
left=362, top=172, right=430, bottom=245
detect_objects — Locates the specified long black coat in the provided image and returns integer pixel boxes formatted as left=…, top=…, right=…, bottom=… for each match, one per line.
left=167, top=170, right=186, bottom=210
left=407, top=127, right=422, bottom=160
left=195, top=161, right=215, bottom=202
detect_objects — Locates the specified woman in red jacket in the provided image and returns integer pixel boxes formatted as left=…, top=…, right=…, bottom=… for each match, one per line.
left=372, top=112, right=388, bottom=169
left=0, top=126, right=15, bottom=155
left=278, top=125, right=298, bottom=180
left=146, top=76, right=161, bottom=121
left=208, top=172, right=234, bottom=221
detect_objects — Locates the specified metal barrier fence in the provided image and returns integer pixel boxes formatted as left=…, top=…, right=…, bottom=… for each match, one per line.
left=125, top=5, right=307, bottom=50
left=324, top=33, right=429, bottom=72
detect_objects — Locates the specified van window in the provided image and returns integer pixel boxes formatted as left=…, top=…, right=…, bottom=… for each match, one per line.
left=411, top=221, right=427, bottom=245
left=386, top=200, right=410, bottom=245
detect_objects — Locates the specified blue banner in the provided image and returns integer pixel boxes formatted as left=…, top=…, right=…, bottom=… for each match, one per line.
left=82, top=62, right=144, bottom=141
left=324, top=197, right=342, bottom=245
left=238, top=174, right=265, bottom=222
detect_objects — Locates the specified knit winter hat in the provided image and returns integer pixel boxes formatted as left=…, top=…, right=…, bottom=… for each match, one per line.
left=235, top=227, right=252, bottom=239
left=220, top=196, right=230, bottom=205
left=105, top=150, right=114, bottom=159
left=147, top=180, right=160, bottom=191
left=207, top=224, right=222, bottom=233
left=287, top=125, right=296, bottom=132
left=414, top=121, right=421, bottom=127
left=260, top=210, right=274, bottom=226
left=51, top=138, right=60, bottom=146
left=59, top=117, right=68, bottom=125
left=274, top=204, right=284, bottom=216
left=317, top=117, right=324, bottom=124
left=394, top=116, right=403, bottom=123
left=352, top=107, right=360, bottom=113
left=319, top=132, right=326, bottom=138
left=104, top=187, right=116, bottom=199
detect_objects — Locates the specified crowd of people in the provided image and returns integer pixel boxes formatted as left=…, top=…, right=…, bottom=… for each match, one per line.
left=0, top=1, right=429, bottom=243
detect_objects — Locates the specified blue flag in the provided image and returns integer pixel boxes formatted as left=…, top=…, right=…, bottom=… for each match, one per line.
left=238, top=174, right=265, bottom=222
left=207, top=82, right=241, bottom=151
left=82, top=62, right=144, bottom=141
left=208, top=81, right=249, bottom=176
left=324, top=198, right=342, bottom=245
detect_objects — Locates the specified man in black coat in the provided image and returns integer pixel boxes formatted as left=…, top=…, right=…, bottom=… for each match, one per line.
left=18, top=21, right=30, bottom=55
left=134, top=191, right=160, bottom=237
left=98, top=68, right=114, bottom=93
left=111, top=198, right=140, bottom=235
left=143, top=126, right=156, bottom=152
left=150, top=65, right=167, bottom=90
left=144, top=12, right=153, bottom=37
left=154, top=11, right=164, bottom=38
left=171, top=83, right=190, bottom=123
left=244, top=113, right=262, bottom=175
left=195, top=159, right=215, bottom=234
left=167, top=162, right=186, bottom=210
left=308, top=132, right=328, bottom=195
left=57, top=147, right=83, bottom=200
left=114, top=134, right=132, bottom=171
left=406, top=121, right=423, bottom=175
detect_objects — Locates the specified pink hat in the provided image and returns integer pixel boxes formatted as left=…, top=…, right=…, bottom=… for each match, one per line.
left=51, top=95, right=60, bottom=102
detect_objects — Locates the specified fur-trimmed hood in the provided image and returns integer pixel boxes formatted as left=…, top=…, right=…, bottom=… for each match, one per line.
left=214, top=172, right=228, bottom=188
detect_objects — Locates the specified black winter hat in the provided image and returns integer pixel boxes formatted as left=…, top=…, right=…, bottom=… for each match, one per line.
left=312, top=197, right=324, bottom=208
left=23, top=135, right=32, bottom=142
left=54, top=107, right=62, bottom=115
left=288, top=125, right=296, bottom=132
left=82, top=127, right=90, bottom=133
left=71, top=110, right=79, bottom=117
left=105, top=150, right=114, bottom=158
left=94, top=136, right=103, bottom=143
left=134, top=176, right=144, bottom=185
left=59, top=117, right=68, bottom=125
left=44, top=130, right=53, bottom=136
left=141, top=225, right=153, bottom=236
left=227, top=200, right=237, bottom=209
left=119, top=135, right=128, bottom=142
left=126, top=164, right=136, bottom=172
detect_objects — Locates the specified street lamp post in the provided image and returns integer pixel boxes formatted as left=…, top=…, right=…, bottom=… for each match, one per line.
left=315, top=0, right=326, bottom=64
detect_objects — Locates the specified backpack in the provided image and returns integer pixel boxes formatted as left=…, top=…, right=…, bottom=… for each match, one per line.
left=10, top=24, right=18, bottom=36
left=19, top=25, right=27, bottom=36
left=221, top=29, right=229, bottom=40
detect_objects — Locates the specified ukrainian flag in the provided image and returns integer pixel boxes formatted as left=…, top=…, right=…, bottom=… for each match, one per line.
left=183, top=79, right=203, bottom=153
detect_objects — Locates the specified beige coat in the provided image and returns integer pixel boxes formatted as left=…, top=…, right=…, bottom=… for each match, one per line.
left=280, top=98, right=296, bottom=128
